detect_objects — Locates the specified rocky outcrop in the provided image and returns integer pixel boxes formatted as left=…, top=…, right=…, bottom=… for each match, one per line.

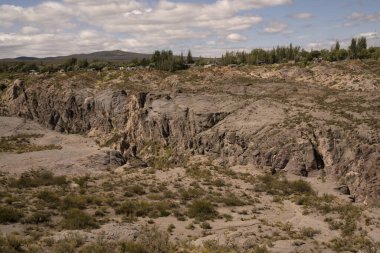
left=2, top=78, right=379, bottom=203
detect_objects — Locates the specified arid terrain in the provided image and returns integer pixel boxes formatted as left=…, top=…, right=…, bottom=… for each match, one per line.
left=0, top=60, right=379, bottom=253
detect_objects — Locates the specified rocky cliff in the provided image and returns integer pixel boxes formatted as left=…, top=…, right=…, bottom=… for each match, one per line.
left=2, top=67, right=379, bottom=203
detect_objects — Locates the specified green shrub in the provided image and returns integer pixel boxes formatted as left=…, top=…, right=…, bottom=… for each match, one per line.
left=124, top=185, right=146, bottom=197
left=61, top=209, right=99, bottom=230
left=61, top=195, right=88, bottom=210
left=53, top=233, right=85, bottom=253
left=23, top=211, right=51, bottom=224
left=0, top=206, right=23, bottom=223
left=299, top=227, right=321, bottom=238
left=178, top=187, right=203, bottom=201
left=115, top=200, right=173, bottom=220
left=221, top=194, right=245, bottom=206
left=73, top=175, right=90, bottom=188
left=0, top=234, right=26, bottom=253
left=200, top=222, right=212, bottom=229
left=9, top=170, right=66, bottom=188
left=137, top=225, right=172, bottom=253
left=119, top=241, right=147, bottom=253
left=254, top=174, right=314, bottom=196
left=187, top=199, right=218, bottom=221
left=37, top=190, right=60, bottom=203
left=0, top=133, right=62, bottom=153
left=167, top=224, right=175, bottom=233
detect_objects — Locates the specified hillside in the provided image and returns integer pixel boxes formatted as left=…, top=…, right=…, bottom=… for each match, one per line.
left=0, top=61, right=379, bottom=252
left=0, top=50, right=152, bottom=63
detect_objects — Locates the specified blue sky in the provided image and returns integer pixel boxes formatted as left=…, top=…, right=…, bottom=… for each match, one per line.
left=0, top=0, right=379, bottom=58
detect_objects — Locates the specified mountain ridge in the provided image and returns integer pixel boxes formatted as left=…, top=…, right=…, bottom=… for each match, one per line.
left=1, top=50, right=152, bottom=63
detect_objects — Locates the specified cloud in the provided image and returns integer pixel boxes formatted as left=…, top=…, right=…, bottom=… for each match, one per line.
left=263, top=21, right=288, bottom=33
left=357, top=32, right=380, bottom=39
left=21, top=26, right=40, bottom=35
left=0, top=0, right=294, bottom=58
left=348, top=12, right=380, bottom=22
left=226, top=33, right=247, bottom=42
left=289, top=12, right=313, bottom=19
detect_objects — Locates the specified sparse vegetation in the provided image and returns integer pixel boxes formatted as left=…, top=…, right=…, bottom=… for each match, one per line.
left=0, top=56, right=379, bottom=253
left=187, top=199, right=218, bottom=221
left=8, top=170, right=67, bottom=188
left=61, top=209, right=99, bottom=230
left=0, top=206, right=23, bottom=223
left=0, top=134, right=62, bottom=153
left=254, top=174, right=314, bottom=196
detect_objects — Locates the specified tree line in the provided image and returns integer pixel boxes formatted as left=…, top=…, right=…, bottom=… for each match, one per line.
left=1, top=37, right=379, bottom=73
left=220, top=37, right=379, bottom=65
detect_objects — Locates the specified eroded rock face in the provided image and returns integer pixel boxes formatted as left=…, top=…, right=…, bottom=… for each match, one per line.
left=3, top=78, right=379, bottom=203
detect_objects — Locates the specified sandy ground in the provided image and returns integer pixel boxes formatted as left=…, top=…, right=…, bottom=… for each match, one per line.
left=0, top=116, right=379, bottom=252
left=0, top=116, right=117, bottom=175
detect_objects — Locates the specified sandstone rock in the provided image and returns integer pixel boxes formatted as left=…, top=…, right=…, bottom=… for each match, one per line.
left=2, top=76, right=379, bottom=203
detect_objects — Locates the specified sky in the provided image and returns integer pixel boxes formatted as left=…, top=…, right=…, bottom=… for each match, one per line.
left=0, top=0, right=379, bottom=58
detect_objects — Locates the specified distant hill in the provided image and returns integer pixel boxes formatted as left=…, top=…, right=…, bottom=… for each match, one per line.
left=1, top=50, right=152, bottom=63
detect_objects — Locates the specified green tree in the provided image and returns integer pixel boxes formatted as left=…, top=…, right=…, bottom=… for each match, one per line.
left=186, top=50, right=194, bottom=64
left=349, top=38, right=358, bottom=59
left=335, top=41, right=340, bottom=51
left=357, top=37, right=367, bottom=51
left=78, top=59, right=89, bottom=69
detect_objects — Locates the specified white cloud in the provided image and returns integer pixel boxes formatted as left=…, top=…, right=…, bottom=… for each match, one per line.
left=0, top=0, right=294, bottom=57
left=21, top=26, right=39, bottom=35
left=226, top=33, right=247, bottom=42
left=357, top=32, right=380, bottom=39
left=263, top=21, right=288, bottom=33
left=289, top=12, right=313, bottom=19
left=348, top=12, right=380, bottom=22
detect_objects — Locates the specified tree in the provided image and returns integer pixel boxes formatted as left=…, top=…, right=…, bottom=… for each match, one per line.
left=357, top=37, right=367, bottom=51
left=187, top=50, right=194, bottom=64
left=78, top=59, right=89, bottom=68
left=63, top=57, right=77, bottom=71
left=289, top=43, right=294, bottom=60
left=150, top=50, right=187, bottom=72
left=335, top=41, right=340, bottom=51
left=349, top=38, right=357, bottom=59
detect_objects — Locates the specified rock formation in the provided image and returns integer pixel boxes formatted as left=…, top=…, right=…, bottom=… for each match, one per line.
left=2, top=68, right=379, bottom=203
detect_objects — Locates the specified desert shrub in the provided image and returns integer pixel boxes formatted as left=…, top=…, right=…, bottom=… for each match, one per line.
left=187, top=199, right=218, bottom=221
left=61, top=195, right=88, bottom=210
left=212, top=178, right=226, bottom=187
left=200, top=222, right=212, bottom=229
left=221, top=194, right=245, bottom=206
left=137, top=225, right=172, bottom=253
left=178, top=187, right=203, bottom=201
left=61, top=209, right=99, bottom=230
left=53, top=233, right=85, bottom=253
left=185, top=166, right=212, bottom=179
left=124, top=185, right=146, bottom=197
left=167, top=224, right=175, bottom=233
left=9, top=170, right=66, bottom=188
left=254, top=174, right=314, bottom=196
left=37, top=190, right=60, bottom=202
left=115, top=200, right=173, bottom=220
left=329, top=235, right=380, bottom=253
left=0, top=133, right=62, bottom=153
left=73, top=175, right=90, bottom=188
left=0, top=206, right=23, bottom=223
left=0, top=234, right=26, bottom=253
left=23, top=211, right=52, bottom=224
left=299, top=227, right=321, bottom=238
left=119, top=241, right=147, bottom=253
